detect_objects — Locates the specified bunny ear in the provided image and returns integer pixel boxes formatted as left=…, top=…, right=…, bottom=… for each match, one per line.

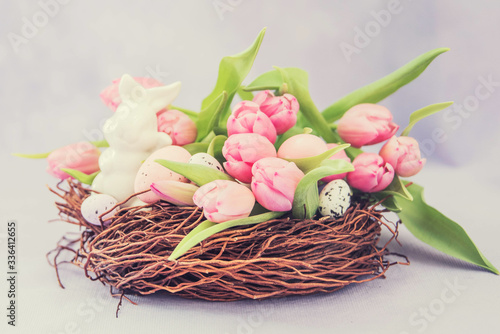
left=146, top=81, right=182, bottom=112
left=118, top=74, right=144, bottom=103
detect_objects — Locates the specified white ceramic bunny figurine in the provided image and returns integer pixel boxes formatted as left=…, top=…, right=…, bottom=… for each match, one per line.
left=92, top=74, right=181, bottom=206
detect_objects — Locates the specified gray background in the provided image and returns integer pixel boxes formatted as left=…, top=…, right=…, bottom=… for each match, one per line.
left=1, top=1, right=499, bottom=333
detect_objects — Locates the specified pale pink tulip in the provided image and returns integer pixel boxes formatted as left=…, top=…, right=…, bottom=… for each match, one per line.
left=46, top=142, right=100, bottom=179
left=251, top=157, right=304, bottom=211
left=253, top=90, right=299, bottom=134
left=100, top=77, right=164, bottom=112
left=347, top=153, right=394, bottom=193
left=322, top=143, right=352, bottom=182
left=222, top=133, right=277, bottom=183
left=157, top=109, right=197, bottom=145
left=277, top=134, right=328, bottom=159
left=379, top=136, right=426, bottom=177
left=150, top=180, right=198, bottom=206
left=227, top=101, right=277, bottom=144
left=193, top=180, right=255, bottom=223
left=337, top=104, right=399, bottom=148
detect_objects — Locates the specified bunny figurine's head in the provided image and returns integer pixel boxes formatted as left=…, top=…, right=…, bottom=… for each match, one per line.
left=102, top=74, right=181, bottom=151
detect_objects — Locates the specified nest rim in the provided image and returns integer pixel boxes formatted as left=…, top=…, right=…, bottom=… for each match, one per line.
left=47, top=180, right=408, bottom=302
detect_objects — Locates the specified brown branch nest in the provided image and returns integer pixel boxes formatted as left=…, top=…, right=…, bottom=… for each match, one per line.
left=47, top=180, right=408, bottom=302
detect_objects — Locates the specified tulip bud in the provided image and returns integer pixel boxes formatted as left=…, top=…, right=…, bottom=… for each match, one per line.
left=253, top=90, right=300, bottom=134
left=222, top=133, right=277, bottom=183
left=251, top=157, right=305, bottom=211
left=337, top=103, right=399, bottom=148
left=46, top=142, right=101, bottom=179
left=321, top=143, right=352, bottom=182
left=379, top=136, right=426, bottom=177
left=150, top=180, right=198, bottom=206
left=227, top=101, right=277, bottom=144
left=157, top=109, right=197, bottom=146
left=193, top=180, right=255, bottom=223
left=100, top=77, right=164, bottom=112
left=347, top=153, right=394, bottom=193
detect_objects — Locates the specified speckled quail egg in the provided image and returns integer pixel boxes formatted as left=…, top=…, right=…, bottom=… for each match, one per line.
left=81, top=194, right=119, bottom=226
left=318, top=179, right=352, bottom=218
left=188, top=153, right=223, bottom=172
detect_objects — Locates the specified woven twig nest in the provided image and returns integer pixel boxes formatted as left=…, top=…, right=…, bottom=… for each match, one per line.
left=47, top=180, right=406, bottom=302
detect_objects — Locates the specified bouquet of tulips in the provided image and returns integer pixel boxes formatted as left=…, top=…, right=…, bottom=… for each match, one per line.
left=18, top=28, right=497, bottom=274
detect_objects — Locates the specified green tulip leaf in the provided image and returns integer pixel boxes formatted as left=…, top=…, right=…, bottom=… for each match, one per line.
left=168, top=211, right=284, bottom=261
left=292, top=162, right=353, bottom=219
left=171, top=220, right=216, bottom=259
left=319, top=158, right=354, bottom=173
left=195, top=91, right=228, bottom=142
left=13, top=140, right=108, bottom=160
left=273, top=66, right=340, bottom=143
left=170, top=105, right=199, bottom=121
left=377, top=175, right=413, bottom=201
left=372, top=194, right=402, bottom=213
left=242, top=69, right=283, bottom=92
left=60, top=169, right=100, bottom=185
left=398, top=183, right=498, bottom=274
left=90, top=139, right=109, bottom=148
left=344, top=146, right=364, bottom=161
left=295, top=111, right=314, bottom=129
left=274, top=126, right=304, bottom=149
left=155, top=159, right=234, bottom=186
left=12, top=151, right=51, bottom=159
left=182, top=143, right=209, bottom=155
left=322, top=48, right=450, bottom=123
left=207, top=135, right=227, bottom=163
left=284, top=143, right=351, bottom=174
left=236, top=87, right=254, bottom=101
left=213, top=126, right=228, bottom=137
left=201, top=28, right=266, bottom=128
left=401, top=101, right=454, bottom=136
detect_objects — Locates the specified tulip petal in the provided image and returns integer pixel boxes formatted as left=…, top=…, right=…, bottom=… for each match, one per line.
left=373, top=164, right=395, bottom=192
left=397, top=158, right=426, bottom=177
left=272, top=167, right=304, bottom=202
left=252, top=112, right=277, bottom=143
left=252, top=181, right=291, bottom=211
left=151, top=180, right=198, bottom=206
left=215, top=183, right=255, bottom=216
left=193, top=181, right=218, bottom=207
left=223, top=161, right=253, bottom=183
left=46, top=142, right=101, bottom=180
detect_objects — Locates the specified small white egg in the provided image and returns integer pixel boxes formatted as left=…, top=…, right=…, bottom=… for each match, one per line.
left=188, top=153, right=223, bottom=172
left=81, top=194, right=119, bottom=226
left=318, top=179, right=351, bottom=218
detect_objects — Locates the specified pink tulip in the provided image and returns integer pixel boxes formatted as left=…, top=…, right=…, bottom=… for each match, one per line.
left=227, top=101, right=277, bottom=144
left=222, top=133, right=277, bottom=183
left=157, top=109, right=197, bottom=146
left=379, top=136, right=426, bottom=177
left=347, top=153, right=394, bottom=193
left=253, top=90, right=299, bottom=134
left=322, top=143, right=352, bottom=182
left=277, top=134, right=328, bottom=159
left=251, top=157, right=305, bottom=211
left=337, top=104, right=399, bottom=148
left=150, top=180, right=198, bottom=206
left=46, top=142, right=100, bottom=179
left=100, top=77, right=164, bottom=112
left=193, top=180, right=255, bottom=223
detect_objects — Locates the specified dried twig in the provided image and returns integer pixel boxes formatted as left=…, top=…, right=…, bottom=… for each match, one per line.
left=47, top=180, right=407, bottom=302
